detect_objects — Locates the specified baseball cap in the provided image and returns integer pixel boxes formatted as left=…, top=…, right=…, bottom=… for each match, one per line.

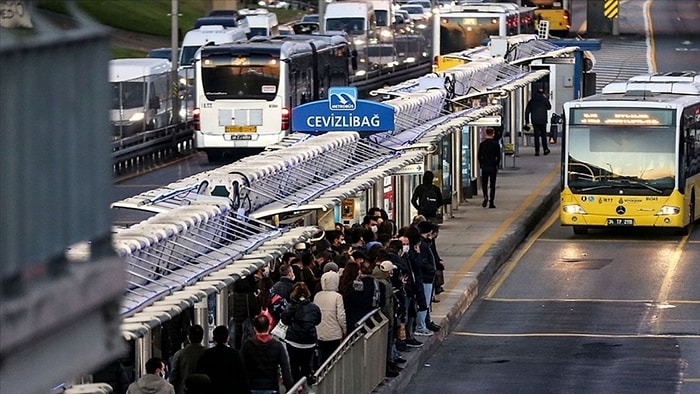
left=379, top=261, right=395, bottom=273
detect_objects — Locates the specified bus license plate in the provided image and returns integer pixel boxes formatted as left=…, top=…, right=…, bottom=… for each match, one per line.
left=607, top=218, right=633, bottom=226
left=225, top=125, right=256, bottom=133
left=227, top=134, right=252, bottom=140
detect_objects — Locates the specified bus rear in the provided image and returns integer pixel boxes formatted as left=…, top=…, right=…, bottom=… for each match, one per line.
left=194, top=45, right=287, bottom=159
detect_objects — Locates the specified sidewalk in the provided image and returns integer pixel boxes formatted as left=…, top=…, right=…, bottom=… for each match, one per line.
left=376, top=141, right=562, bottom=393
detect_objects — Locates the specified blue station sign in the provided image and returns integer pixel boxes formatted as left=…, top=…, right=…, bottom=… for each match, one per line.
left=291, top=87, right=395, bottom=134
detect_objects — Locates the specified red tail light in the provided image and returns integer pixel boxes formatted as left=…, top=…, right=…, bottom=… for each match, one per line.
left=281, top=107, right=290, bottom=130
left=193, top=107, right=200, bottom=131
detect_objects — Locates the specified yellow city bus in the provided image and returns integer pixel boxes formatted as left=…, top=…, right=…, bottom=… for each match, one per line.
left=521, top=0, right=571, bottom=35
left=560, top=72, right=700, bottom=234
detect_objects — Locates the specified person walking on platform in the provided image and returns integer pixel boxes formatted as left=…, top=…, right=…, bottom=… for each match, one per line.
left=241, top=314, right=294, bottom=393
left=411, top=171, right=443, bottom=224
left=525, top=87, right=552, bottom=156
left=478, top=127, right=501, bottom=209
left=313, top=271, right=347, bottom=365
left=196, top=325, right=249, bottom=394
left=169, top=325, right=206, bottom=394
left=127, top=357, right=175, bottom=394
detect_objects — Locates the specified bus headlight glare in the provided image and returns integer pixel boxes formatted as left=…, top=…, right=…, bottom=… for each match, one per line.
left=563, top=204, right=586, bottom=214
left=656, top=205, right=680, bottom=216
left=129, top=112, right=145, bottom=122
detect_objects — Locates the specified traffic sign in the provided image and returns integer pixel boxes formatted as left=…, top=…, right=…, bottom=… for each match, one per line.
left=604, top=0, right=619, bottom=19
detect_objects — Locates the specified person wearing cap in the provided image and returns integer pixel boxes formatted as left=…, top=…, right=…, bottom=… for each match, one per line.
left=313, top=271, right=347, bottom=365
left=525, top=87, right=552, bottom=156
left=373, top=260, right=403, bottom=377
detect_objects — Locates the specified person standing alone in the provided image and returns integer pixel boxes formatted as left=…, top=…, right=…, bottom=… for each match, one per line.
left=411, top=171, right=443, bottom=224
left=478, top=127, right=501, bottom=209
left=525, top=87, right=552, bottom=156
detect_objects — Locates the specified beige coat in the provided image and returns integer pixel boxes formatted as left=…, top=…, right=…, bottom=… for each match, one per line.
left=313, top=271, right=347, bottom=341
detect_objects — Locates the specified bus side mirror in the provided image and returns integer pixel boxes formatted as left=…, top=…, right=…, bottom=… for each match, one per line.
left=351, top=49, right=358, bottom=70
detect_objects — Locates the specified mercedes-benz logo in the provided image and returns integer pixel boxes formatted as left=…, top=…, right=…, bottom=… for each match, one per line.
left=616, top=206, right=626, bottom=215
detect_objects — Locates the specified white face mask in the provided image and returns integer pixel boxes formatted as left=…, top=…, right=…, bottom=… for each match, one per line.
left=290, top=274, right=295, bottom=281
left=370, top=225, right=378, bottom=233
left=402, top=245, right=410, bottom=254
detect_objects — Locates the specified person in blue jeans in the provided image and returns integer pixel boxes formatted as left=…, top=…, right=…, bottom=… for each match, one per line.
left=525, top=87, right=552, bottom=156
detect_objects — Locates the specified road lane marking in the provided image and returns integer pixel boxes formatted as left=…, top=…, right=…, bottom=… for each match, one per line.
left=443, top=165, right=560, bottom=294
left=485, top=209, right=559, bottom=299
left=452, top=332, right=700, bottom=338
left=645, top=0, right=657, bottom=72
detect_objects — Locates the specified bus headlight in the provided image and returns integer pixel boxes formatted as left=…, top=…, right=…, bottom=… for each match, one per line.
left=129, top=112, right=145, bottom=122
left=562, top=204, right=586, bottom=214
left=656, top=205, right=680, bottom=216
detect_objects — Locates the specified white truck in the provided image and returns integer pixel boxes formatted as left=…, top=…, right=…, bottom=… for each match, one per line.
left=239, top=8, right=279, bottom=37
left=109, top=58, right=174, bottom=138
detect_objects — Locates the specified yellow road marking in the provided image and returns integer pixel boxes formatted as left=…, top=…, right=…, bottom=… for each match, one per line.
left=646, top=0, right=657, bottom=72
left=443, top=165, right=559, bottom=293
left=453, top=332, right=700, bottom=339
left=485, top=209, right=559, bottom=298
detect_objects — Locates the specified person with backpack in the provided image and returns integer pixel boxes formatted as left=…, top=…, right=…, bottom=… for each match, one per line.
left=410, top=171, right=443, bottom=223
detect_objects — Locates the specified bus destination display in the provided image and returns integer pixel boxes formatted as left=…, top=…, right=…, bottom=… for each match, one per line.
left=571, top=108, right=674, bottom=126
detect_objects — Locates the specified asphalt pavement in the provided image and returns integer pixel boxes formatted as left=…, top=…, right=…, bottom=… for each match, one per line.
left=376, top=139, right=562, bottom=393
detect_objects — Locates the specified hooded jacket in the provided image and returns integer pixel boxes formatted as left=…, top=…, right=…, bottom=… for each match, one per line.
left=313, top=271, right=347, bottom=341
left=410, top=171, right=443, bottom=218
left=241, top=333, right=294, bottom=391
left=525, top=92, right=552, bottom=125
left=126, top=374, right=175, bottom=394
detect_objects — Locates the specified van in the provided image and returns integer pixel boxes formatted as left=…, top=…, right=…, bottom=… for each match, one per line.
left=370, top=0, right=393, bottom=42
left=324, top=1, right=376, bottom=72
left=109, top=58, right=174, bottom=138
left=179, top=25, right=248, bottom=66
left=324, top=1, right=376, bottom=45
left=239, top=9, right=279, bottom=37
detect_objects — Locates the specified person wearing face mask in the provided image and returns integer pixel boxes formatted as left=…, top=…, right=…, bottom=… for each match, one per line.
left=361, top=214, right=382, bottom=251
left=127, top=357, right=175, bottom=394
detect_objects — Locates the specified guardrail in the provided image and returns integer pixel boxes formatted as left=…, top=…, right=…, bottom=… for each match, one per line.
left=112, top=120, right=195, bottom=175
left=110, top=59, right=431, bottom=176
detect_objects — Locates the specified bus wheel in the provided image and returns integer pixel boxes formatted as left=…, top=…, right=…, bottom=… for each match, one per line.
left=206, top=150, right=222, bottom=163
left=573, top=226, right=588, bottom=235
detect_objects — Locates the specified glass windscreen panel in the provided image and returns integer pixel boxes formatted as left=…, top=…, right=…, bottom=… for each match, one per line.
left=567, top=108, right=677, bottom=195
left=375, top=10, right=389, bottom=27
left=111, top=82, right=145, bottom=109
left=326, top=17, right=366, bottom=35
left=439, top=15, right=500, bottom=53
left=201, top=53, right=280, bottom=101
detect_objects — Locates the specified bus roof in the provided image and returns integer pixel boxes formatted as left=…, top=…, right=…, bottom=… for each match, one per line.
left=200, top=35, right=349, bottom=60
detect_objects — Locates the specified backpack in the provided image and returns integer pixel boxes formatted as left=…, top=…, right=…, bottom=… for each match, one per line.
left=419, top=185, right=440, bottom=215
left=269, top=293, right=288, bottom=324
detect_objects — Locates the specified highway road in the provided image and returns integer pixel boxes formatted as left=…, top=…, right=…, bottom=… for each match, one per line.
left=407, top=3, right=700, bottom=393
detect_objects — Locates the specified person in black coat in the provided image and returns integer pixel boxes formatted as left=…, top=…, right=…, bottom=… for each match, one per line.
left=478, top=127, right=502, bottom=209
left=410, top=171, right=443, bottom=223
left=241, top=314, right=294, bottom=392
left=196, top=325, right=249, bottom=394
left=281, top=282, right=322, bottom=383
left=525, top=87, right=552, bottom=156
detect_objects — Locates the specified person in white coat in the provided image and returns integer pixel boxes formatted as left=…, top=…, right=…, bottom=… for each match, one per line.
left=313, top=271, right=347, bottom=365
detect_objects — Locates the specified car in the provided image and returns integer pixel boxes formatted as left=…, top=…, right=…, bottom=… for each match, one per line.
left=208, top=9, right=239, bottom=17
left=366, top=44, right=399, bottom=70
left=301, top=14, right=319, bottom=23
left=407, top=0, right=433, bottom=14
left=193, top=16, right=240, bottom=29
left=399, top=4, right=430, bottom=29
left=147, top=47, right=179, bottom=62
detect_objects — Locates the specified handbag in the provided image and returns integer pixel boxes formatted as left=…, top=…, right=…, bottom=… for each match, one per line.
left=270, top=321, right=288, bottom=341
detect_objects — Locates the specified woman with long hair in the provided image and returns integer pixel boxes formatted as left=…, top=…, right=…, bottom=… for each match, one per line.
left=281, top=282, right=321, bottom=383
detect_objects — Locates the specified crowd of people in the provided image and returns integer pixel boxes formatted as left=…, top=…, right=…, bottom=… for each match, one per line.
left=123, top=205, right=446, bottom=394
